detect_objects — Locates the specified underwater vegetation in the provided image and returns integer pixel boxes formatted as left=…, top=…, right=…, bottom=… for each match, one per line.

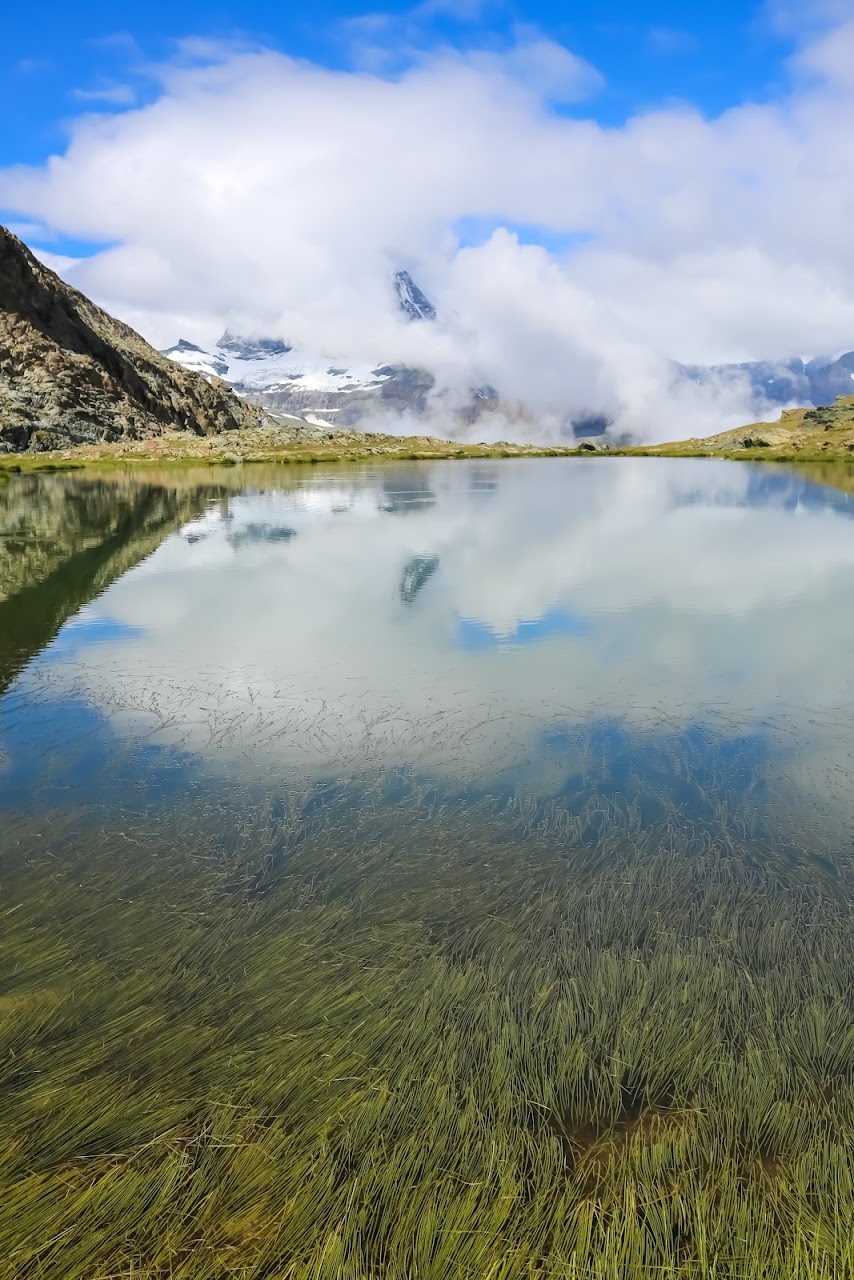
left=2, top=759, right=854, bottom=1279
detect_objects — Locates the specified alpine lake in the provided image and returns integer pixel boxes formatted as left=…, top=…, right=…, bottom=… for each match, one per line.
left=2, top=455, right=854, bottom=1279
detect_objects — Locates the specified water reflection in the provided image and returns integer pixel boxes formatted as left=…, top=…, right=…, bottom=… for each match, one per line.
left=1, top=458, right=854, bottom=827
left=0, top=472, right=224, bottom=694
left=400, top=555, right=439, bottom=604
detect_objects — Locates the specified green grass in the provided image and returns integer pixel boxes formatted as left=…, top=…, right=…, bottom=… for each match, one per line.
left=0, top=441, right=583, bottom=475
left=2, top=759, right=854, bottom=1279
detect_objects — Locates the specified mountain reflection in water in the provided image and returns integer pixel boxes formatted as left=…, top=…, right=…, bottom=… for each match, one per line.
left=1, top=456, right=853, bottom=834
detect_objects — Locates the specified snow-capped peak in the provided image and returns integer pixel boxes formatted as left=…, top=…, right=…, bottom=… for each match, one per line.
left=216, top=331, right=292, bottom=360
left=394, top=270, right=436, bottom=321
left=161, top=339, right=230, bottom=379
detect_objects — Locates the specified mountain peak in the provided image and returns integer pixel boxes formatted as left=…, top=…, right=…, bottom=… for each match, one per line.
left=216, top=331, right=291, bottom=359
left=394, top=270, right=436, bottom=322
left=168, top=338, right=206, bottom=354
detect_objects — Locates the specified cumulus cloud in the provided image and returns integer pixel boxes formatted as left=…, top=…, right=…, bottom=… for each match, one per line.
left=2, top=17, right=854, bottom=442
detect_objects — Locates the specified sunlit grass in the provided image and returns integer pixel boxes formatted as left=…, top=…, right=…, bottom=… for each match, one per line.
left=1, top=761, right=854, bottom=1278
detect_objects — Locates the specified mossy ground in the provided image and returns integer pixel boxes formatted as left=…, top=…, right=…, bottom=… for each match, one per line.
left=2, top=754, right=854, bottom=1279
left=0, top=423, right=584, bottom=475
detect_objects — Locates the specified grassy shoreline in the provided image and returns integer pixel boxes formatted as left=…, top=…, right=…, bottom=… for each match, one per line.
left=4, top=400, right=854, bottom=501
left=4, top=444, right=853, bottom=474
left=0, top=426, right=590, bottom=474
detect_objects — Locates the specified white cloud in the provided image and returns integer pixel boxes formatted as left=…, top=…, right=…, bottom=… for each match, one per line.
left=2, top=18, right=854, bottom=442
left=789, top=18, right=854, bottom=83
left=71, top=82, right=136, bottom=106
left=486, top=31, right=603, bottom=102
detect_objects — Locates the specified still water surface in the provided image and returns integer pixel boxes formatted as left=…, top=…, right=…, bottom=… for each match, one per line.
left=3, top=457, right=854, bottom=1277
left=2, top=456, right=853, bottom=834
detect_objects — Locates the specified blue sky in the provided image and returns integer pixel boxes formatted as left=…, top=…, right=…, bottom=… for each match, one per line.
left=2, top=0, right=802, bottom=170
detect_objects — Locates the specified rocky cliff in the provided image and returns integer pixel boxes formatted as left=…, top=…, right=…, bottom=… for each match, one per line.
left=0, top=226, right=258, bottom=452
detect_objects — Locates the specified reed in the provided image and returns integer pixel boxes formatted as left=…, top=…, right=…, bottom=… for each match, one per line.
left=1, top=754, right=854, bottom=1278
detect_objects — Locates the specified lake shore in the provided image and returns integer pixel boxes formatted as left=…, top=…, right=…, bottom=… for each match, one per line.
left=3, top=394, right=854, bottom=475
left=638, top=394, right=854, bottom=463
left=0, top=421, right=588, bottom=472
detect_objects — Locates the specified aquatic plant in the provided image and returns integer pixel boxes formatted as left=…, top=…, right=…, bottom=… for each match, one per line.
left=1, top=758, right=854, bottom=1278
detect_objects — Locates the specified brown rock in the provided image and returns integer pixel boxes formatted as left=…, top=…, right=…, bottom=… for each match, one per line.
left=0, top=225, right=259, bottom=453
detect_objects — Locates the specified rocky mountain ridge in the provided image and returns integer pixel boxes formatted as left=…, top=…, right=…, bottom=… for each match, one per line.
left=679, top=352, right=854, bottom=407
left=163, top=264, right=854, bottom=436
left=162, top=270, right=444, bottom=428
left=162, top=334, right=435, bottom=426
left=0, top=225, right=260, bottom=453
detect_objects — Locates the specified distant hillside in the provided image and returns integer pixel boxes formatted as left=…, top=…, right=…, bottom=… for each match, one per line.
left=0, top=226, right=258, bottom=453
left=652, top=396, right=854, bottom=460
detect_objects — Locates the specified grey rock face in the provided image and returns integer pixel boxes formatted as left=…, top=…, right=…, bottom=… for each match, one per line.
left=394, top=271, right=437, bottom=321
left=0, top=226, right=258, bottom=453
left=678, top=351, right=854, bottom=407
left=806, top=351, right=854, bottom=404
left=225, top=364, right=436, bottom=425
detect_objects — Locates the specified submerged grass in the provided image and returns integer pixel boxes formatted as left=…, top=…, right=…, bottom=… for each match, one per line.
left=2, top=766, right=854, bottom=1278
